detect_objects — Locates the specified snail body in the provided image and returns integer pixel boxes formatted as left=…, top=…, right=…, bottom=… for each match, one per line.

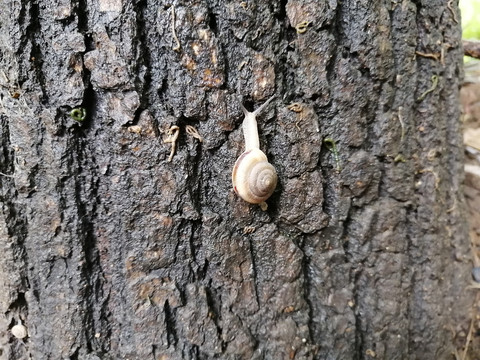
left=232, top=96, right=277, bottom=207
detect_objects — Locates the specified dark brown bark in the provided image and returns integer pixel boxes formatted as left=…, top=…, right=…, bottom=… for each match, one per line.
left=0, top=0, right=473, bottom=359
left=464, top=40, right=480, bottom=60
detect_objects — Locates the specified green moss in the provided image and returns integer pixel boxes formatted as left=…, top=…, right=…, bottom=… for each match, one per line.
left=70, top=107, right=87, bottom=122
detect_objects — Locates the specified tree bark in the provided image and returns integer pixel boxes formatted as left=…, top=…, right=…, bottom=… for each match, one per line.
left=464, top=40, right=480, bottom=60
left=0, top=0, right=473, bottom=359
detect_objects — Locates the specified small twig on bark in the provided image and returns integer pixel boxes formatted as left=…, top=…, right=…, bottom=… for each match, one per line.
left=464, top=40, right=480, bottom=60
left=171, top=6, right=181, bottom=52
left=415, top=51, right=441, bottom=61
left=288, top=103, right=304, bottom=130
left=417, top=75, right=439, bottom=102
left=287, top=103, right=303, bottom=113
left=185, top=125, right=203, bottom=142
left=243, top=226, right=256, bottom=234
left=461, top=317, right=475, bottom=360
left=447, top=0, right=459, bottom=24
left=295, top=20, right=311, bottom=34
left=164, top=125, right=180, bottom=162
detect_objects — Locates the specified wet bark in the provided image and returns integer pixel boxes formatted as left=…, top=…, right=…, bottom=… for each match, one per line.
left=0, top=0, right=473, bottom=359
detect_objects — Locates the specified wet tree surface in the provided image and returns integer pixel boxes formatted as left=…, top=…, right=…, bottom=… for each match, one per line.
left=0, top=0, right=474, bottom=359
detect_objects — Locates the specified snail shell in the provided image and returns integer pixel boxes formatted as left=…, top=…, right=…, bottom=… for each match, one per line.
left=11, top=322, right=28, bottom=339
left=232, top=148, right=277, bottom=204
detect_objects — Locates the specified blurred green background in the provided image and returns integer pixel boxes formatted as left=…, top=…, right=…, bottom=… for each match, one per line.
left=461, top=0, right=480, bottom=39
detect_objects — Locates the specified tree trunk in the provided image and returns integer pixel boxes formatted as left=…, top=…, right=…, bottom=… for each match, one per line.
left=0, top=0, right=473, bottom=359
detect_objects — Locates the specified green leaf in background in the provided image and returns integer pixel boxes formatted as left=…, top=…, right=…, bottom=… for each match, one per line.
left=460, top=0, right=480, bottom=40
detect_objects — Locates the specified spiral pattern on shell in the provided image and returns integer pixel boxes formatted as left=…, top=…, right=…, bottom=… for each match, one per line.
left=232, top=149, right=277, bottom=204
left=11, top=323, right=27, bottom=339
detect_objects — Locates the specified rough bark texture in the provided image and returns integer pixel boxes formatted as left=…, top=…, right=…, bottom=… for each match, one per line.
left=0, top=0, right=473, bottom=359
left=464, top=39, right=480, bottom=60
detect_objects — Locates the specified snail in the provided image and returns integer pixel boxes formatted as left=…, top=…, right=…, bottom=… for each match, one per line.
left=11, top=319, right=28, bottom=339
left=232, top=95, right=277, bottom=210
